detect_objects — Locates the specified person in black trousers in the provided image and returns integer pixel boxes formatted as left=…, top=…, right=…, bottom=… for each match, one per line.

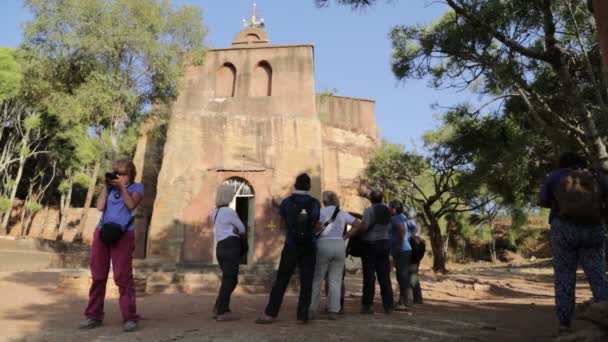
left=255, top=173, right=321, bottom=324
left=353, top=190, right=394, bottom=314
left=211, top=184, right=246, bottom=321
left=405, top=208, right=424, bottom=304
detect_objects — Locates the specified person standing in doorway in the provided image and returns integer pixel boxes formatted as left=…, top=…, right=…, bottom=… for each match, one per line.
left=79, top=160, right=144, bottom=332
left=256, top=173, right=321, bottom=324
left=211, top=184, right=247, bottom=321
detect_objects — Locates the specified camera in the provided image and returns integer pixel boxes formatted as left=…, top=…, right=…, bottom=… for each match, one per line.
left=105, top=171, right=118, bottom=181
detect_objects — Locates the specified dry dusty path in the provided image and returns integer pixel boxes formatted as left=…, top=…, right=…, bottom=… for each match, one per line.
left=0, top=246, right=596, bottom=342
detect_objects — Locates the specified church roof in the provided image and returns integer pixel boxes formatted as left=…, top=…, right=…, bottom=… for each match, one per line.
left=232, top=27, right=270, bottom=46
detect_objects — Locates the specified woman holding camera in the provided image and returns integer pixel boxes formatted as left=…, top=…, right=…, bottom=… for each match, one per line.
left=79, top=160, right=144, bottom=332
left=211, top=184, right=246, bottom=321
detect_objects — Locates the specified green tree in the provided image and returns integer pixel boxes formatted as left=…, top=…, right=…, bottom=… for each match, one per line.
left=19, top=0, right=206, bottom=238
left=363, top=142, right=493, bottom=272
left=0, top=103, right=47, bottom=233
left=318, top=0, right=608, bottom=168
left=0, top=48, right=23, bottom=104
left=436, top=106, right=555, bottom=205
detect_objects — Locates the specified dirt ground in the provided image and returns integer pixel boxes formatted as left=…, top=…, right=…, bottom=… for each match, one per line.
left=0, top=245, right=599, bottom=342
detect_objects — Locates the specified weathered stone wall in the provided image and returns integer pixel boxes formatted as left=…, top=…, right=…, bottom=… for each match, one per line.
left=318, top=95, right=378, bottom=215
left=132, top=118, right=168, bottom=258
left=136, top=35, right=381, bottom=265
left=7, top=207, right=101, bottom=244
left=147, top=45, right=324, bottom=264
left=317, top=94, right=377, bottom=138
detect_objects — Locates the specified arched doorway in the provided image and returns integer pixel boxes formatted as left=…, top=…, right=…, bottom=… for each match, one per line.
left=214, top=177, right=255, bottom=264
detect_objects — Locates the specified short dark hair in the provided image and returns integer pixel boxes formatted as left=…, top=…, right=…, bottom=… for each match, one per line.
left=294, top=173, right=311, bottom=191
left=558, top=152, right=587, bottom=169
left=369, top=189, right=384, bottom=204
left=389, top=200, right=403, bottom=214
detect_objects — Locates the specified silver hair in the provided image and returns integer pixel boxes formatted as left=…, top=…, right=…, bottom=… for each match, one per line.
left=322, top=190, right=340, bottom=207
left=405, top=207, right=417, bottom=219
left=215, top=184, right=235, bottom=207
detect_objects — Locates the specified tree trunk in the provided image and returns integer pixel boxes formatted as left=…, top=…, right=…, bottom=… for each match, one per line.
left=581, top=110, right=608, bottom=171
left=489, top=221, right=497, bottom=262
left=24, top=210, right=34, bottom=236
left=551, top=46, right=608, bottom=170
left=74, top=162, right=100, bottom=243
left=19, top=200, right=29, bottom=237
left=57, top=183, right=73, bottom=241
left=442, top=229, right=450, bottom=263
left=0, top=137, right=15, bottom=175
left=110, top=124, right=119, bottom=162
left=424, top=206, right=447, bottom=273
left=1, top=149, right=27, bottom=233
left=40, top=205, right=50, bottom=235
left=19, top=183, right=36, bottom=236
left=593, top=0, right=608, bottom=66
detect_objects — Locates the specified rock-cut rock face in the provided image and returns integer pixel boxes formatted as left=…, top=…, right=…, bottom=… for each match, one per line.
left=133, top=27, right=379, bottom=264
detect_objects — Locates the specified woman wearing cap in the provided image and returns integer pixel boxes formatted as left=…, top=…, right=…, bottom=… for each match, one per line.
left=79, top=159, right=144, bottom=332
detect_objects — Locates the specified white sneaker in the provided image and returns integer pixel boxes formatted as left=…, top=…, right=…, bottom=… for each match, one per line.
left=123, top=320, right=138, bottom=332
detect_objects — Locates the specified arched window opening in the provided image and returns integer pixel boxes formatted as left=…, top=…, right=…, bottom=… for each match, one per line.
left=251, top=60, right=272, bottom=97
left=222, top=177, right=254, bottom=197
left=216, top=63, right=236, bottom=97
left=246, top=33, right=261, bottom=41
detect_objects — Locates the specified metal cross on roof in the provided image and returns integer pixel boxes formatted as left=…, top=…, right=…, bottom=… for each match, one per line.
left=242, top=2, right=265, bottom=28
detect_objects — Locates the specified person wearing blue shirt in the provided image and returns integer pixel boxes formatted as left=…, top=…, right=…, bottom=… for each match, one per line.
left=389, top=200, right=414, bottom=310
left=79, top=160, right=144, bottom=332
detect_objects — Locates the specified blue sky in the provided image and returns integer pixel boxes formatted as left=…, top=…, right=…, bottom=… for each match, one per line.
left=0, top=0, right=470, bottom=148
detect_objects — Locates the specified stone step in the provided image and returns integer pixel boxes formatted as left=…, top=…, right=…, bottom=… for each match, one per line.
left=57, top=266, right=302, bottom=296
left=58, top=269, right=147, bottom=297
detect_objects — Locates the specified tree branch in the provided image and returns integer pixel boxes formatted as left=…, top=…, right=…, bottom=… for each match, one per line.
left=446, top=0, right=552, bottom=63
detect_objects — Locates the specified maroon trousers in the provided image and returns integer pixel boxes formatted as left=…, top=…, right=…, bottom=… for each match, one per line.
left=84, top=229, right=138, bottom=322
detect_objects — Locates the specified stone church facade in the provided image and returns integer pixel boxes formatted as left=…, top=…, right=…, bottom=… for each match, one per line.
left=132, top=25, right=378, bottom=265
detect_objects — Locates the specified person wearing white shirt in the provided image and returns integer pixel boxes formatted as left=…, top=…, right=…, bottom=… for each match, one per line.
left=310, top=191, right=361, bottom=319
left=211, top=184, right=246, bottom=321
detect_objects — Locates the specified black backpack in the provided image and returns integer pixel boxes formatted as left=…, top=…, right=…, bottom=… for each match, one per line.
left=372, top=204, right=391, bottom=225
left=99, top=184, right=134, bottom=245
left=410, top=236, right=426, bottom=264
left=290, top=195, right=316, bottom=245
left=346, top=204, right=390, bottom=257
left=555, top=168, right=604, bottom=225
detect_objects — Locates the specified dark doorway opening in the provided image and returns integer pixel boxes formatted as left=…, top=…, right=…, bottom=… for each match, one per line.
left=235, top=196, right=250, bottom=265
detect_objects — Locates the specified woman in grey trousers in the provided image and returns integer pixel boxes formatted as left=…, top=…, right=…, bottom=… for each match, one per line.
left=310, top=191, right=361, bottom=319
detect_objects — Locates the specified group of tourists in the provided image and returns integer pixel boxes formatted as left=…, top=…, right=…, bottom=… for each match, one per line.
left=75, top=151, right=608, bottom=336
left=76, top=163, right=425, bottom=332
left=215, top=173, right=426, bottom=324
